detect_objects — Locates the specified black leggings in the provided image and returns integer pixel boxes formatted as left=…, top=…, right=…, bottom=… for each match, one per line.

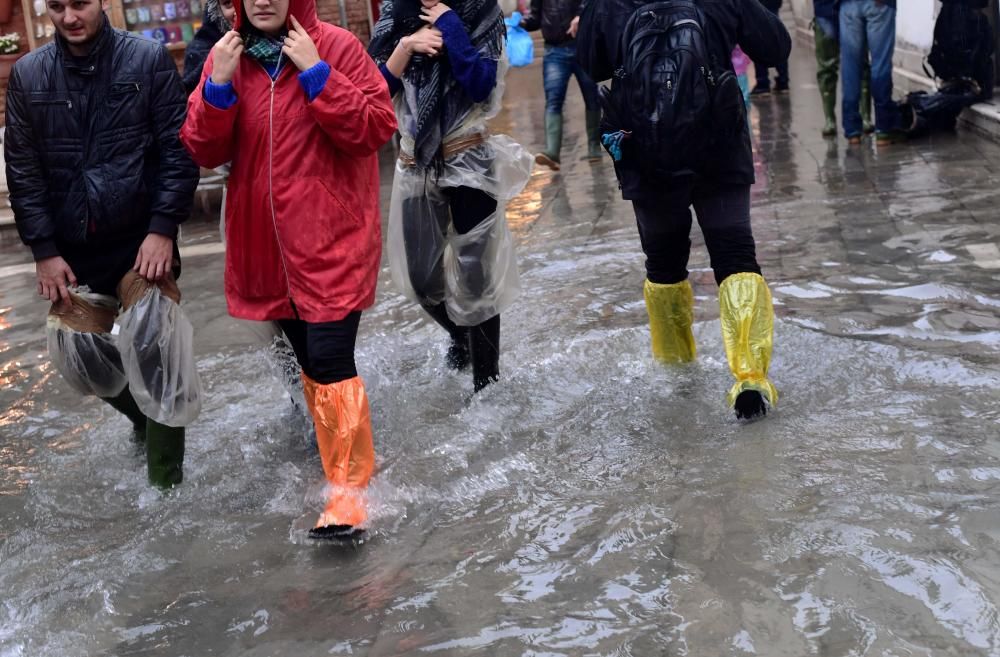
left=631, top=182, right=761, bottom=286
left=402, top=185, right=498, bottom=302
left=278, top=312, right=361, bottom=385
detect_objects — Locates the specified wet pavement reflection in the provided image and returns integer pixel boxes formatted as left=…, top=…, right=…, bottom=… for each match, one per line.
left=2, top=43, right=1000, bottom=657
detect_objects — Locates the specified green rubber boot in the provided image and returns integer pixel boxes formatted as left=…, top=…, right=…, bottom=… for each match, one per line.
left=146, top=420, right=184, bottom=489
left=814, top=21, right=839, bottom=138
left=861, top=69, right=874, bottom=133
left=535, top=112, right=563, bottom=171
left=584, top=110, right=603, bottom=161
left=101, top=387, right=147, bottom=442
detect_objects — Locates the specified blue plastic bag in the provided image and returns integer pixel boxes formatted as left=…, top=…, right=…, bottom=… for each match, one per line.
left=505, top=11, right=534, bottom=68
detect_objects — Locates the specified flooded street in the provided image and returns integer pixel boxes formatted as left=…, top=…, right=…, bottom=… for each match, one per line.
left=3, top=42, right=1000, bottom=657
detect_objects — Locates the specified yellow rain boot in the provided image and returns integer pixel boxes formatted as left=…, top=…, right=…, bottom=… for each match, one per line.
left=301, top=374, right=376, bottom=541
left=643, top=279, right=697, bottom=364
left=718, top=272, right=779, bottom=419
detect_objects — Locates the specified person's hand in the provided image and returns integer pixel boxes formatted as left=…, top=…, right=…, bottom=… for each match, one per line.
left=402, top=25, right=443, bottom=56
left=134, top=233, right=174, bottom=282
left=567, top=15, right=580, bottom=38
left=211, top=30, right=243, bottom=84
left=36, top=256, right=77, bottom=305
left=420, top=2, right=452, bottom=25
left=283, top=15, right=322, bottom=71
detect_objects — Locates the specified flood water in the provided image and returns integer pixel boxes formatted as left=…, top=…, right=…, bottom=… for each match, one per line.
left=3, top=45, right=1000, bottom=657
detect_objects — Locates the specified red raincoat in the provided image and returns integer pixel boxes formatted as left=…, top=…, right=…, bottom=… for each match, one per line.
left=180, top=0, right=396, bottom=323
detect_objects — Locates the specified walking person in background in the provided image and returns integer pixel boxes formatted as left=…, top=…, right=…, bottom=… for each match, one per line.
left=522, top=0, right=602, bottom=170
left=181, top=0, right=396, bottom=540
left=370, top=0, right=532, bottom=393
left=749, top=0, right=790, bottom=95
left=5, top=0, right=201, bottom=487
left=840, top=0, right=902, bottom=144
left=578, top=0, right=790, bottom=420
left=813, top=0, right=872, bottom=138
left=182, top=0, right=238, bottom=93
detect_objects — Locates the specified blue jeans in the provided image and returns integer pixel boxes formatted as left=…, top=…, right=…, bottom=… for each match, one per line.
left=543, top=43, right=599, bottom=114
left=840, top=0, right=898, bottom=135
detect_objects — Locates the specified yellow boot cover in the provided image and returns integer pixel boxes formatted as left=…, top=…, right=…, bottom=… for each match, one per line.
left=718, top=272, right=779, bottom=408
left=643, top=279, right=696, bottom=363
left=301, top=374, right=376, bottom=529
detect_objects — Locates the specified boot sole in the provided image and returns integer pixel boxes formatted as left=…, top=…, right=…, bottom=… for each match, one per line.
left=535, top=153, right=560, bottom=171
left=309, top=524, right=367, bottom=543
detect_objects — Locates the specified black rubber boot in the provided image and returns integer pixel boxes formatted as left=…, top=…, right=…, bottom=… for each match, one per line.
left=470, top=314, right=500, bottom=392
left=146, top=420, right=184, bottom=489
left=734, top=390, right=767, bottom=421
left=422, top=303, right=470, bottom=371
left=101, top=387, right=147, bottom=442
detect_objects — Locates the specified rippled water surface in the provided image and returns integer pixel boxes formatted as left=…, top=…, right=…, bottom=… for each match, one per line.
left=3, top=43, right=1000, bottom=657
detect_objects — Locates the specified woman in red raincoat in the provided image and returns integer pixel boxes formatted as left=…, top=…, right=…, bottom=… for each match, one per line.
left=180, top=0, right=397, bottom=540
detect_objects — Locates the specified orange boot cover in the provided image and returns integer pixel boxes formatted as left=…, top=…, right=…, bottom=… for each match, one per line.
left=301, top=374, right=376, bottom=529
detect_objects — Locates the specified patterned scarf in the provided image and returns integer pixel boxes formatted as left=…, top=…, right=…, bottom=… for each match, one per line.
left=369, top=0, right=505, bottom=169
left=243, top=27, right=287, bottom=68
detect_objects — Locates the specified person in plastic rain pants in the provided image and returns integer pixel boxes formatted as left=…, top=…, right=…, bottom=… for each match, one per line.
left=369, top=0, right=533, bottom=393
left=180, top=0, right=397, bottom=540
left=577, top=0, right=789, bottom=420
left=4, top=0, right=202, bottom=487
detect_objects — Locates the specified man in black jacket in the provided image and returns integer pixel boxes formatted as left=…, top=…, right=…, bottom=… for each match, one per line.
left=522, top=0, right=602, bottom=170
left=5, top=0, right=200, bottom=487
left=577, top=0, right=790, bottom=420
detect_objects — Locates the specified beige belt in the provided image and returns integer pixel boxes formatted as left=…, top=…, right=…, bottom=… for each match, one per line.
left=398, top=132, right=488, bottom=168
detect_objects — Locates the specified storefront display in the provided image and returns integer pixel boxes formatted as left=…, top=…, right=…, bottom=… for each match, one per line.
left=20, top=0, right=200, bottom=53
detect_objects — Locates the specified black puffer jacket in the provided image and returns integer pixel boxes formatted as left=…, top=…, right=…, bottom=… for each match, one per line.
left=577, top=0, right=790, bottom=198
left=5, top=17, right=198, bottom=261
left=522, top=0, right=583, bottom=46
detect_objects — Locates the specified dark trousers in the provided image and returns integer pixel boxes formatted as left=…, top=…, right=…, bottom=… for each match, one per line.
left=752, top=4, right=789, bottom=89
left=632, top=181, right=761, bottom=286
left=278, top=312, right=361, bottom=385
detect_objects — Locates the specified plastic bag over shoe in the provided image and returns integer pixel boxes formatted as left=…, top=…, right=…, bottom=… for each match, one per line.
left=116, top=272, right=202, bottom=427
left=46, top=288, right=128, bottom=398
left=718, top=272, right=779, bottom=408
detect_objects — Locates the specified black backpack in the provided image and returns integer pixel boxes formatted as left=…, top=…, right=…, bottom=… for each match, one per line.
left=925, top=0, right=995, bottom=98
left=599, top=0, right=744, bottom=177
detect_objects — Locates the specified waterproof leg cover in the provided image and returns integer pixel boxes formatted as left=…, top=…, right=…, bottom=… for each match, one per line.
left=643, top=279, right=696, bottom=364
left=584, top=110, right=603, bottom=160
left=116, top=272, right=202, bottom=427
left=301, top=374, right=376, bottom=530
left=47, top=289, right=128, bottom=398
left=718, top=273, right=779, bottom=408
left=146, top=420, right=184, bottom=488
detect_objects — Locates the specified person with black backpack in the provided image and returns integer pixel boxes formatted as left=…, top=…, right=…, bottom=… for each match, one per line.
left=577, top=0, right=790, bottom=420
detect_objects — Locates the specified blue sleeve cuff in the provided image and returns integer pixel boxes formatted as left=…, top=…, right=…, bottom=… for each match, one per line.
left=298, top=61, right=331, bottom=102
left=378, top=63, right=403, bottom=96
left=204, top=78, right=238, bottom=109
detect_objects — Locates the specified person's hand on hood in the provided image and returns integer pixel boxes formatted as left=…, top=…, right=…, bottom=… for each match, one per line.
left=211, top=30, right=244, bottom=84
left=283, top=15, right=322, bottom=71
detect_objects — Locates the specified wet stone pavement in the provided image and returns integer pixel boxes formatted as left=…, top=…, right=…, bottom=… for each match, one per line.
left=2, top=40, right=1000, bottom=657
